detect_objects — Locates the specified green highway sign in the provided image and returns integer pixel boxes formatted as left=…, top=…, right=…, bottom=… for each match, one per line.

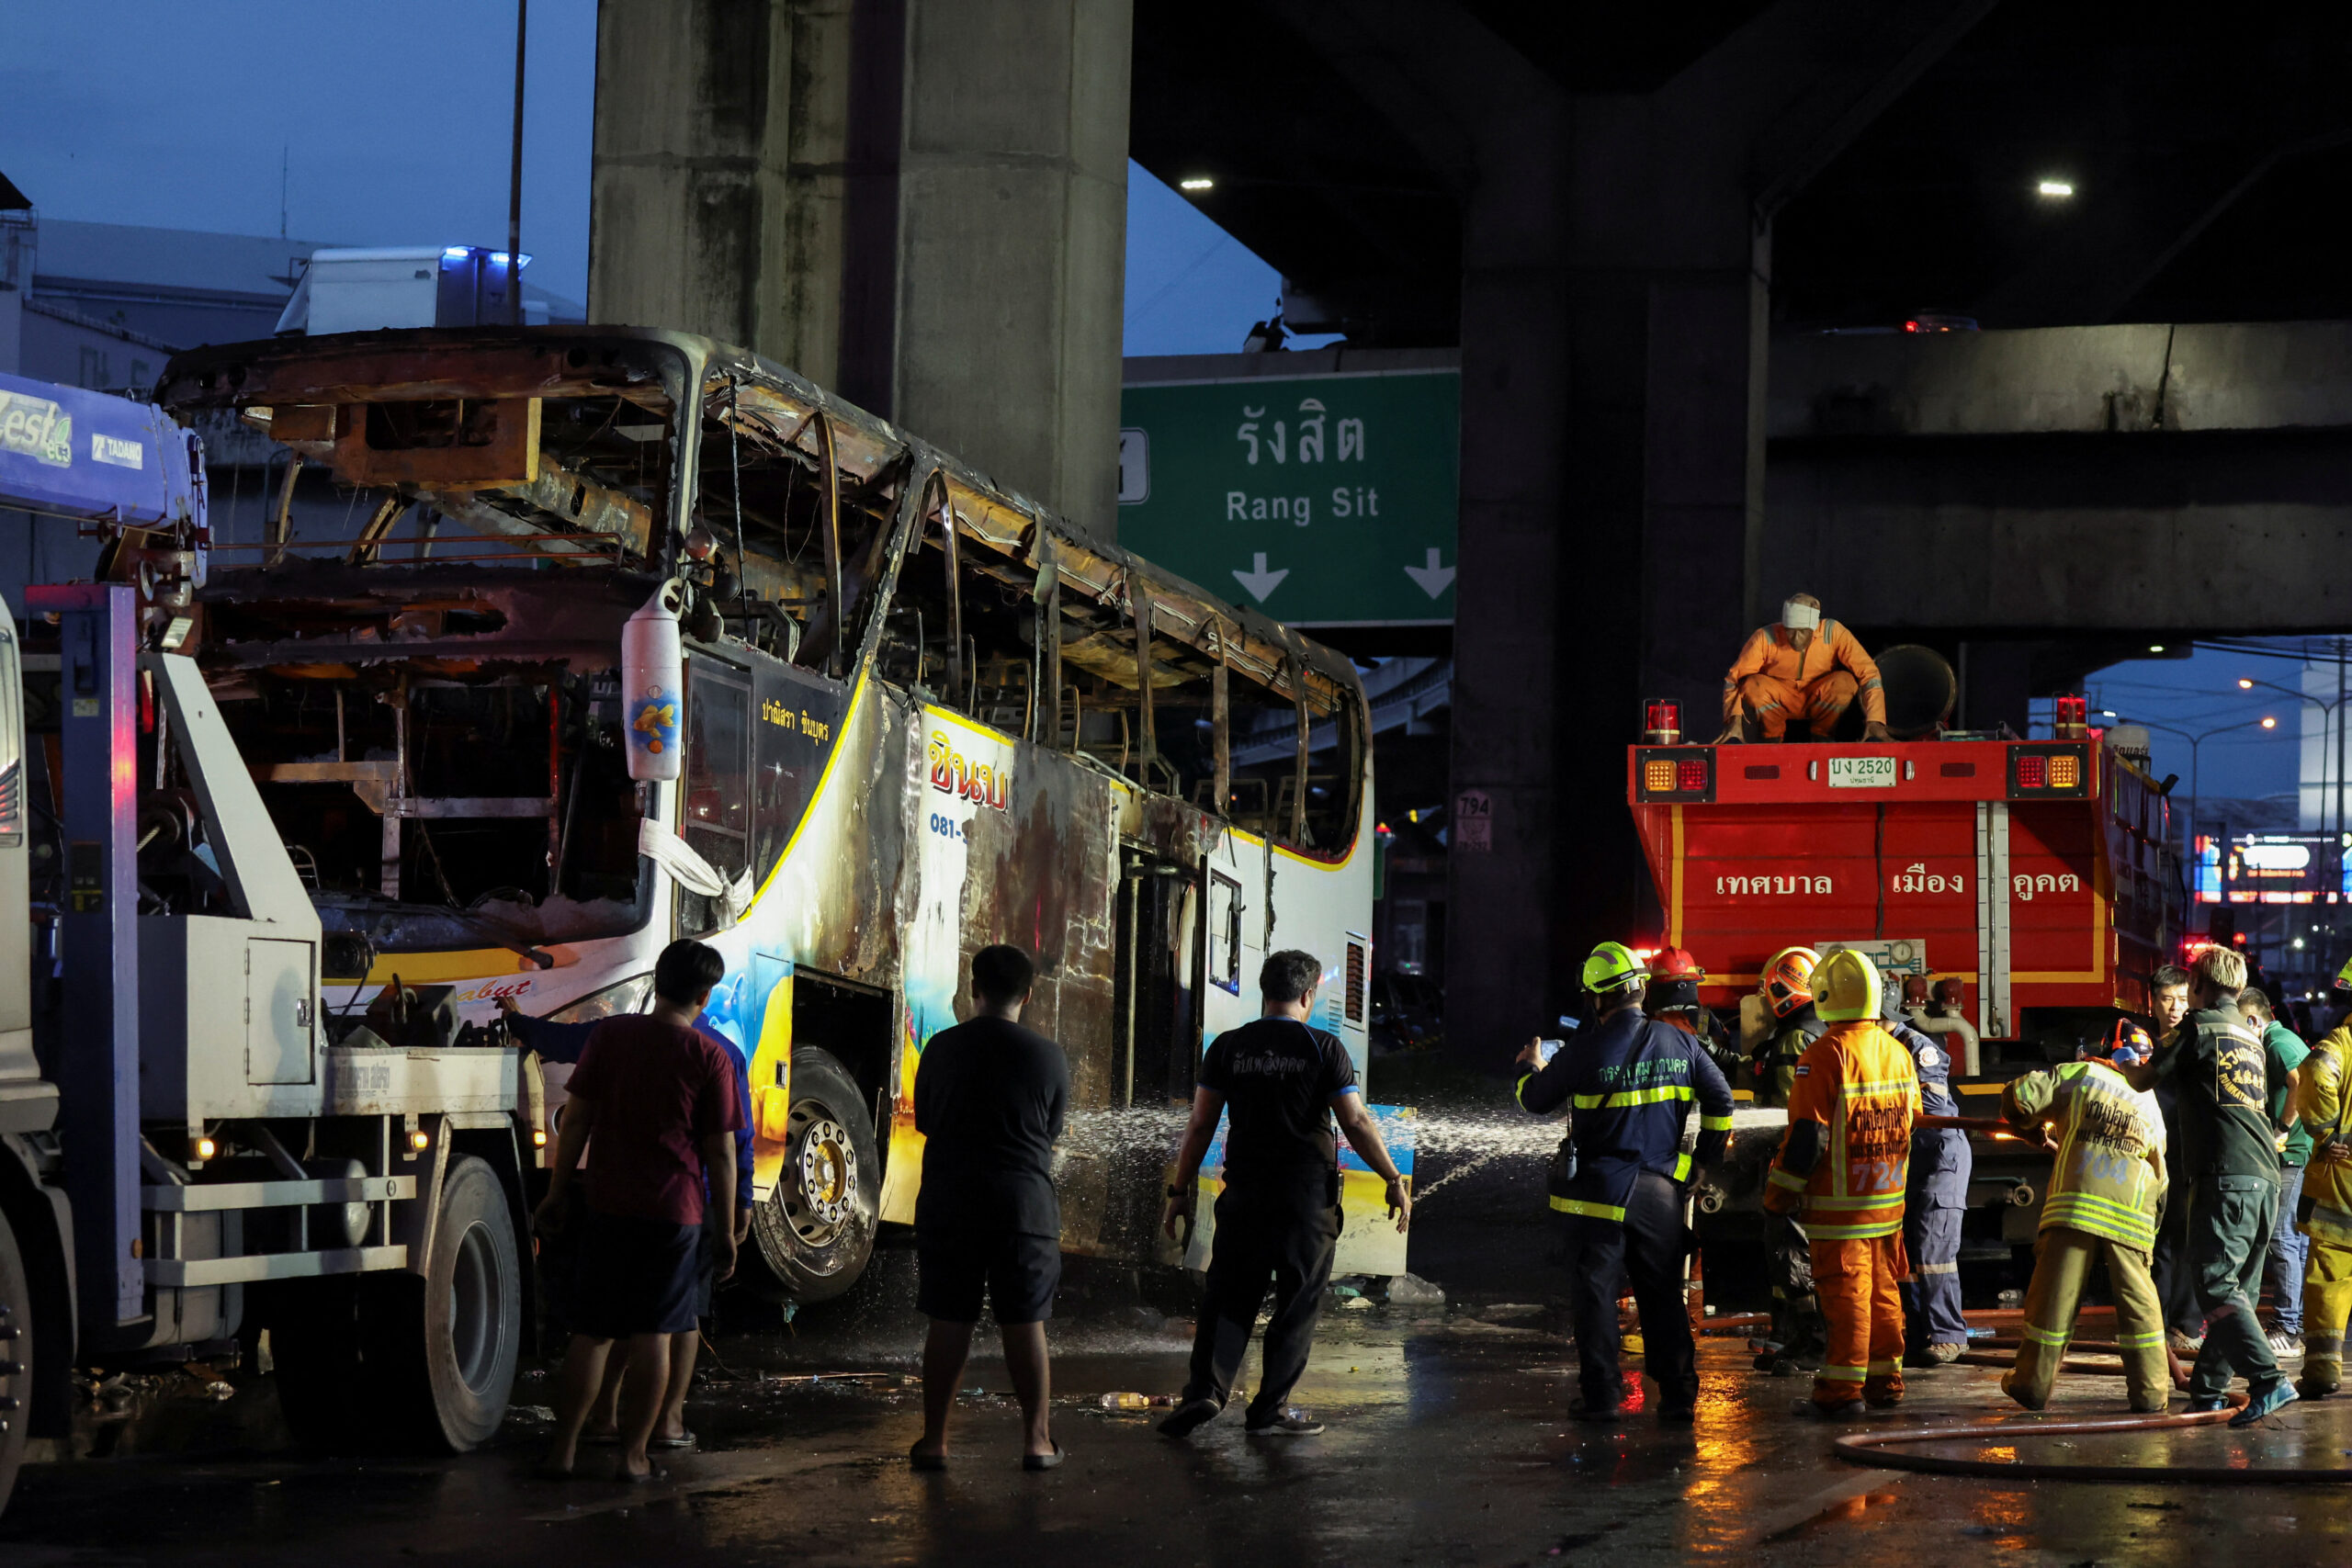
left=1117, top=366, right=1459, bottom=626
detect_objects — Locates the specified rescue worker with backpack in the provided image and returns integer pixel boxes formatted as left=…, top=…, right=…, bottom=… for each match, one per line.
left=1645, top=946, right=1738, bottom=1082
left=2294, top=960, right=2352, bottom=1402
left=1513, top=942, right=1736, bottom=1422
left=1997, top=1019, right=2171, bottom=1413
left=1881, top=968, right=1973, bottom=1366
left=1752, top=947, right=1830, bottom=1374
left=1763, top=949, right=1922, bottom=1416
left=1755, top=947, right=1826, bottom=1108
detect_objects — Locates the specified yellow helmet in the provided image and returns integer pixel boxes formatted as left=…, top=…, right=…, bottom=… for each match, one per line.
left=1813, top=948, right=1883, bottom=1023
left=1582, top=941, right=1646, bottom=995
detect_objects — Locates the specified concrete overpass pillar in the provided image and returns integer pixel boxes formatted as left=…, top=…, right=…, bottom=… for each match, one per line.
left=1287, top=0, right=1990, bottom=1055
left=589, top=0, right=1131, bottom=534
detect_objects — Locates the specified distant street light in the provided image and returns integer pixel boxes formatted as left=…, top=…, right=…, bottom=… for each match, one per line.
left=1179, top=176, right=1215, bottom=192
left=2099, top=710, right=2278, bottom=863
left=2037, top=179, right=2075, bottom=198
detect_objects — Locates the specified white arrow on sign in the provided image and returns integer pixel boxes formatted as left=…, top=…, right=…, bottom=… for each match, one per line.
left=1403, top=547, right=1455, bottom=599
left=1231, top=551, right=1290, bottom=603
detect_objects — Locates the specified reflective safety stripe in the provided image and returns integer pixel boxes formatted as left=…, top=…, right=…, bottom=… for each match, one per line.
left=1769, top=1168, right=1809, bottom=1191
left=1513, top=1074, right=1535, bottom=1110
left=1808, top=1192, right=1905, bottom=1209
left=1701, top=1112, right=1736, bottom=1131
left=1570, top=1085, right=1695, bottom=1110
left=2117, top=1330, right=2167, bottom=1348
left=1917, top=1260, right=1959, bottom=1275
left=1866, top=1359, right=1900, bottom=1375
left=1804, top=1220, right=1904, bottom=1239
left=1549, top=1196, right=1628, bottom=1222
left=1820, top=1363, right=1867, bottom=1382
left=2022, top=1322, right=2071, bottom=1346
left=1672, top=1152, right=1692, bottom=1183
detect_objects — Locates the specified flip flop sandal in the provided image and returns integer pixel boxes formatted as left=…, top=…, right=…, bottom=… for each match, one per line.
left=909, top=1443, right=947, bottom=1472
left=650, top=1431, right=697, bottom=1450
left=618, top=1465, right=671, bottom=1485
left=1022, top=1441, right=1067, bottom=1472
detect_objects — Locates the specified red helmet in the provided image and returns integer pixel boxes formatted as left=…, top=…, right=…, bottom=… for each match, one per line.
left=1650, top=946, right=1704, bottom=981
left=1761, top=947, right=1820, bottom=1020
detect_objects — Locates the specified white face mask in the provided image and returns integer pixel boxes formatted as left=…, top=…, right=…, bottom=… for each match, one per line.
left=1781, top=600, right=1820, bottom=631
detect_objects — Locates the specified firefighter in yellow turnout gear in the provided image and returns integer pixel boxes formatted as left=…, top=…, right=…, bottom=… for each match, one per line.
left=1998, top=1021, right=2172, bottom=1412
left=1763, top=950, right=1921, bottom=1416
left=2298, top=996, right=2352, bottom=1401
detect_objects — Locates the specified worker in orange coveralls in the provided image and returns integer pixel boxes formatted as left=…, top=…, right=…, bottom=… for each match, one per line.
left=1763, top=949, right=1922, bottom=1417
left=1716, top=592, right=1894, bottom=743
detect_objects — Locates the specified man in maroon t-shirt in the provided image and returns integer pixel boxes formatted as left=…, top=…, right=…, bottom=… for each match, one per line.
left=538, top=940, right=744, bottom=1481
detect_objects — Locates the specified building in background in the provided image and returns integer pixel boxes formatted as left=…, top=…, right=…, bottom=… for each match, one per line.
left=7, top=218, right=583, bottom=391
left=0, top=192, right=585, bottom=610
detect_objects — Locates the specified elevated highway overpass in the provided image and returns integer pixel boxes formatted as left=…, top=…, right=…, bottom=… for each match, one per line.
left=1769, top=321, right=2352, bottom=637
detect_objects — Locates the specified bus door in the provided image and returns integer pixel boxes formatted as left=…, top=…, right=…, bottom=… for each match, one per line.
left=1114, top=848, right=1198, bottom=1108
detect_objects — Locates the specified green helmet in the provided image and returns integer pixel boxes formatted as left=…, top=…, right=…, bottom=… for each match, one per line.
left=1582, top=941, right=1645, bottom=995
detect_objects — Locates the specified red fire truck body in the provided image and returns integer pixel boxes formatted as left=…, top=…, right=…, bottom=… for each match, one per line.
left=1627, top=736, right=2182, bottom=1048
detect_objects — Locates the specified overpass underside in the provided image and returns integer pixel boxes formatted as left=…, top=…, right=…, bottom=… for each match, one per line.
left=1768, top=321, right=2352, bottom=637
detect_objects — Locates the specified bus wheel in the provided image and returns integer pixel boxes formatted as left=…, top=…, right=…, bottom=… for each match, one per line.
left=0, top=1209, right=29, bottom=1517
left=371, top=1156, right=524, bottom=1450
left=752, top=1048, right=879, bottom=1303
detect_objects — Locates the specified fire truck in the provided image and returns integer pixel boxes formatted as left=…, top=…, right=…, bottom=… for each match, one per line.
left=1624, top=693, right=2187, bottom=1296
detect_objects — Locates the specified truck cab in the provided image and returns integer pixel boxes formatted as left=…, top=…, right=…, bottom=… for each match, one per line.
left=1626, top=711, right=2187, bottom=1303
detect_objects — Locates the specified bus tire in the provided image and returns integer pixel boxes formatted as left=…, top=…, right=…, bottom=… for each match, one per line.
left=751, top=1048, right=879, bottom=1303
left=371, top=1156, right=524, bottom=1451
left=0, top=1208, right=29, bottom=1517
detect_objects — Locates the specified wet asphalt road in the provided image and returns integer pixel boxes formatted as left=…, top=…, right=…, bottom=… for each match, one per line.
left=7, top=1145, right=2352, bottom=1564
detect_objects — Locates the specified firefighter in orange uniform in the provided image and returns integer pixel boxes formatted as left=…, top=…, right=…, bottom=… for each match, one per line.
left=1763, top=949, right=1922, bottom=1416
left=1717, top=592, right=1894, bottom=743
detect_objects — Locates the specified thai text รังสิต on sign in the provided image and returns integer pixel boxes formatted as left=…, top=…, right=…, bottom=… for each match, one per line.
left=1116, top=367, right=1459, bottom=626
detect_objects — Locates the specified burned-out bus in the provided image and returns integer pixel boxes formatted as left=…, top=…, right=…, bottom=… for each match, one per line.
left=155, top=325, right=1381, bottom=1303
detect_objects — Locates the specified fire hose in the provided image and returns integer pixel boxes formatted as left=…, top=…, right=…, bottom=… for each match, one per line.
left=1828, top=1393, right=2352, bottom=1484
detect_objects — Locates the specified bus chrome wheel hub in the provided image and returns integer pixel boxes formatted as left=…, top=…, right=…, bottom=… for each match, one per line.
left=791, top=1116, right=857, bottom=1235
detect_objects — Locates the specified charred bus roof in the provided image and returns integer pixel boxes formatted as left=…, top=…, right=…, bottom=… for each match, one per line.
left=157, top=324, right=1364, bottom=717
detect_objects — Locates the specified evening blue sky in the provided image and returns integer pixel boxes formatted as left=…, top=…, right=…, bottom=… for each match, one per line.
left=0, top=3, right=2312, bottom=799
left=0, top=0, right=1283, bottom=351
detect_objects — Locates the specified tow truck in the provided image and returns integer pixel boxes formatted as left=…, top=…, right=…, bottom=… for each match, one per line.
left=1624, top=686, right=2186, bottom=1297
left=0, top=372, right=531, bottom=1515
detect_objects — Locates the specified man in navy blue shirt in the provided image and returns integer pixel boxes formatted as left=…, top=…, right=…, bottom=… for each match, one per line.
left=1882, top=970, right=1973, bottom=1365
left=1514, top=942, right=1735, bottom=1421
left=503, top=984, right=753, bottom=1453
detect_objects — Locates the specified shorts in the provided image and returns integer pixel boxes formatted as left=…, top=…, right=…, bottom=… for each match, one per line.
left=916, top=1227, right=1061, bottom=1325
left=571, top=1208, right=702, bottom=1338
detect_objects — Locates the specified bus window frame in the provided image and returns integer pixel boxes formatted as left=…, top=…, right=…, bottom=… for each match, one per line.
left=679, top=651, right=754, bottom=936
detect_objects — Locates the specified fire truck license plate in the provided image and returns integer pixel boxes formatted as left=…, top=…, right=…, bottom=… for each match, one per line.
left=1827, top=756, right=1897, bottom=788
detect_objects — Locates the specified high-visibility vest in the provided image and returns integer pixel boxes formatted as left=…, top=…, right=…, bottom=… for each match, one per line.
left=2300, top=1031, right=2352, bottom=1230
left=2004, top=1059, right=2164, bottom=1250
left=1767, top=1021, right=1920, bottom=1239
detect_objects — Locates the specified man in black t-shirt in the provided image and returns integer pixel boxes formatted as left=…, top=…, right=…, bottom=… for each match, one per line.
left=1159, top=950, right=1410, bottom=1439
left=909, top=945, right=1071, bottom=1471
